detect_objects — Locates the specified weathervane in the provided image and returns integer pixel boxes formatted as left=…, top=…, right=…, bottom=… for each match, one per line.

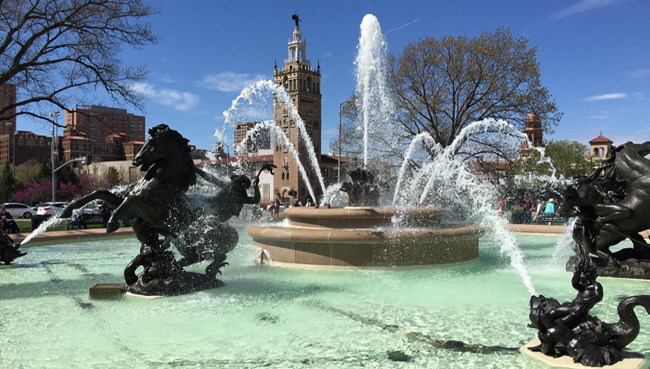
left=292, top=13, right=301, bottom=27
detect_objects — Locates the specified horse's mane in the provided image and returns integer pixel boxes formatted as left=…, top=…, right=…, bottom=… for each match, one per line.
left=150, top=124, right=191, bottom=154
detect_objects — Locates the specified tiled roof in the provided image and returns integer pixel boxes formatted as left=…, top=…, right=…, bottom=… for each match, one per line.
left=589, top=134, right=613, bottom=144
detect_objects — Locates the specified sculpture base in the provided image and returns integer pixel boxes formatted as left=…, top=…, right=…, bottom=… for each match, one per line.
left=89, top=283, right=125, bottom=299
left=521, top=338, right=645, bottom=369
left=126, top=271, right=225, bottom=296
left=567, top=256, right=650, bottom=280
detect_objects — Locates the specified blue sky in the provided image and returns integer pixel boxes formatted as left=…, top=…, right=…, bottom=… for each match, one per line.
left=19, top=0, right=650, bottom=150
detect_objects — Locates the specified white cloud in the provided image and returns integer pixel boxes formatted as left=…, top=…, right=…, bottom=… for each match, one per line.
left=131, top=82, right=199, bottom=110
left=549, top=0, right=625, bottom=20
left=588, top=115, right=608, bottom=119
left=321, top=52, right=333, bottom=59
left=160, top=74, right=176, bottom=83
left=583, top=93, right=626, bottom=102
left=197, top=72, right=266, bottom=92
left=627, top=68, right=650, bottom=78
left=385, top=19, right=420, bottom=34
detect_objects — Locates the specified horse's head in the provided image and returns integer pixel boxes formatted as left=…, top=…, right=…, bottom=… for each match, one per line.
left=133, top=124, right=190, bottom=172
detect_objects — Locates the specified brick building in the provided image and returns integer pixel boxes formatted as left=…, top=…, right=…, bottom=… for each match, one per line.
left=0, top=131, right=60, bottom=166
left=64, top=105, right=145, bottom=142
left=62, top=106, right=146, bottom=162
left=234, top=121, right=271, bottom=155
left=272, top=19, right=323, bottom=202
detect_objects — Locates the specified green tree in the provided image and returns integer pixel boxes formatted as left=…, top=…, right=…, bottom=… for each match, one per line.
left=105, top=167, right=122, bottom=186
left=0, top=161, right=17, bottom=202
left=545, top=140, right=592, bottom=178
left=15, top=159, right=41, bottom=184
left=37, top=160, right=52, bottom=182
left=55, top=160, right=79, bottom=187
left=0, top=0, right=158, bottom=127
left=515, top=140, right=591, bottom=178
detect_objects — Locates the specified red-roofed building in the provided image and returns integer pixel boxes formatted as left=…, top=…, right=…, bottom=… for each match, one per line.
left=588, top=132, right=613, bottom=158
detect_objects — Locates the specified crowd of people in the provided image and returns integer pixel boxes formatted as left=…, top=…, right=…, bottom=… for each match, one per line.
left=497, top=194, right=568, bottom=225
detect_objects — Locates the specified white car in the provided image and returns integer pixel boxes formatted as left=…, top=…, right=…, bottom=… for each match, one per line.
left=36, top=202, right=69, bottom=216
left=0, top=202, right=36, bottom=218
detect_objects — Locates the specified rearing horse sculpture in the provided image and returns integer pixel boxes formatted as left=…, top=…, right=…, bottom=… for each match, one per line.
left=560, top=141, right=650, bottom=267
left=60, top=124, right=272, bottom=295
left=61, top=124, right=196, bottom=249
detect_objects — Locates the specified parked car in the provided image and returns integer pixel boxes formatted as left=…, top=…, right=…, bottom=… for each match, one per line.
left=0, top=202, right=36, bottom=218
left=36, top=202, right=69, bottom=216
left=81, top=205, right=101, bottom=216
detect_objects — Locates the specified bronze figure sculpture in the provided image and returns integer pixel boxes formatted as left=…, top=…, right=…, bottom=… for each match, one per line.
left=0, top=228, right=25, bottom=265
left=60, top=124, right=274, bottom=295
left=560, top=141, right=650, bottom=278
left=528, top=257, right=650, bottom=366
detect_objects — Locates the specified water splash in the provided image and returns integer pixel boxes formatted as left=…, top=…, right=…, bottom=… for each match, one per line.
left=223, top=80, right=326, bottom=200
left=392, top=132, right=440, bottom=205
left=231, top=118, right=317, bottom=203
left=20, top=214, right=65, bottom=246
left=402, top=119, right=537, bottom=295
left=355, top=14, right=393, bottom=167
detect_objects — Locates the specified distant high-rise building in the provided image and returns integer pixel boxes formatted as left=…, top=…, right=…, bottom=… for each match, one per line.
left=0, top=83, right=16, bottom=136
left=63, top=105, right=146, bottom=162
left=234, top=121, right=270, bottom=155
left=272, top=16, right=322, bottom=202
left=64, top=105, right=145, bottom=143
left=0, top=83, right=17, bottom=166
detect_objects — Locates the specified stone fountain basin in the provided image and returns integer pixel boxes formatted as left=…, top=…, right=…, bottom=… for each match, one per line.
left=248, top=207, right=483, bottom=268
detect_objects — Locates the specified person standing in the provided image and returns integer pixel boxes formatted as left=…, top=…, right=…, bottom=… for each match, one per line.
left=544, top=198, right=555, bottom=225
left=100, top=203, right=113, bottom=228
left=71, top=207, right=88, bottom=229
left=522, top=194, right=533, bottom=224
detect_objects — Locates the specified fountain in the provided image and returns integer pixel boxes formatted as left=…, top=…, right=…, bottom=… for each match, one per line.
left=242, top=14, right=542, bottom=300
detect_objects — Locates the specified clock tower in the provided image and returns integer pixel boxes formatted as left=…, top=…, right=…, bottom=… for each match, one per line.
left=273, top=15, right=322, bottom=203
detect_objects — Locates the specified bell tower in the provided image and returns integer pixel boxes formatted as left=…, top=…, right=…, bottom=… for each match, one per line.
left=272, top=14, right=322, bottom=203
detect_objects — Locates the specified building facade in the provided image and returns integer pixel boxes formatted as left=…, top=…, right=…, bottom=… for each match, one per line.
left=0, top=131, right=59, bottom=166
left=272, top=18, right=322, bottom=202
left=64, top=105, right=145, bottom=143
left=520, top=113, right=544, bottom=157
left=588, top=133, right=613, bottom=158
left=234, top=121, right=271, bottom=155
left=62, top=106, right=145, bottom=162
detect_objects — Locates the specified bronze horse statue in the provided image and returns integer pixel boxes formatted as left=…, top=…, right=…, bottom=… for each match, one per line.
left=560, top=141, right=650, bottom=265
left=60, top=124, right=274, bottom=295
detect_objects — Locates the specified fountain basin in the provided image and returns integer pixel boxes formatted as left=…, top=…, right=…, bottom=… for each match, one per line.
left=248, top=207, right=483, bottom=267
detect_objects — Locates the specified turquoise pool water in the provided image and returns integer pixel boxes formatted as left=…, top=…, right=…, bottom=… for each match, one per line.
left=1, top=228, right=649, bottom=368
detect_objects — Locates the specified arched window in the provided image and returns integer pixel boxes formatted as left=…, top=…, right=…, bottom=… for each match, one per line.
left=599, top=148, right=604, bottom=156
left=282, top=171, right=285, bottom=180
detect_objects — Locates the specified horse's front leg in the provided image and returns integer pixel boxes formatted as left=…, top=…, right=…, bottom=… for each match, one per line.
left=60, top=190, right=124, bottom=218
left=107, top=196, right=166, bottom=233
left=594, top=203, right=632, bottom=224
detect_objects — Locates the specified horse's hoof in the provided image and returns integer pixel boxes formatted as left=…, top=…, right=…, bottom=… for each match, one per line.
left=106, top=221, right=120, bottom=233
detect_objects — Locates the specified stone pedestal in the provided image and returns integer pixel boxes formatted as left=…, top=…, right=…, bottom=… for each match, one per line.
left=520, top=338, right=645, bottom=369
left=89, top=283, right=125, bottom=299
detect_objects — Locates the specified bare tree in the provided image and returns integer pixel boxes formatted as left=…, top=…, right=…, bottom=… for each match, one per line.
left=387, top=28, right=562, bottom=162
left=0, top=0, right=159, bottom=127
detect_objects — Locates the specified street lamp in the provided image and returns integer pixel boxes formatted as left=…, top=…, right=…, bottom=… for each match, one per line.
left=6, top=122, right=15, bottom=174
left=48, top=111, right=60, bottom=202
